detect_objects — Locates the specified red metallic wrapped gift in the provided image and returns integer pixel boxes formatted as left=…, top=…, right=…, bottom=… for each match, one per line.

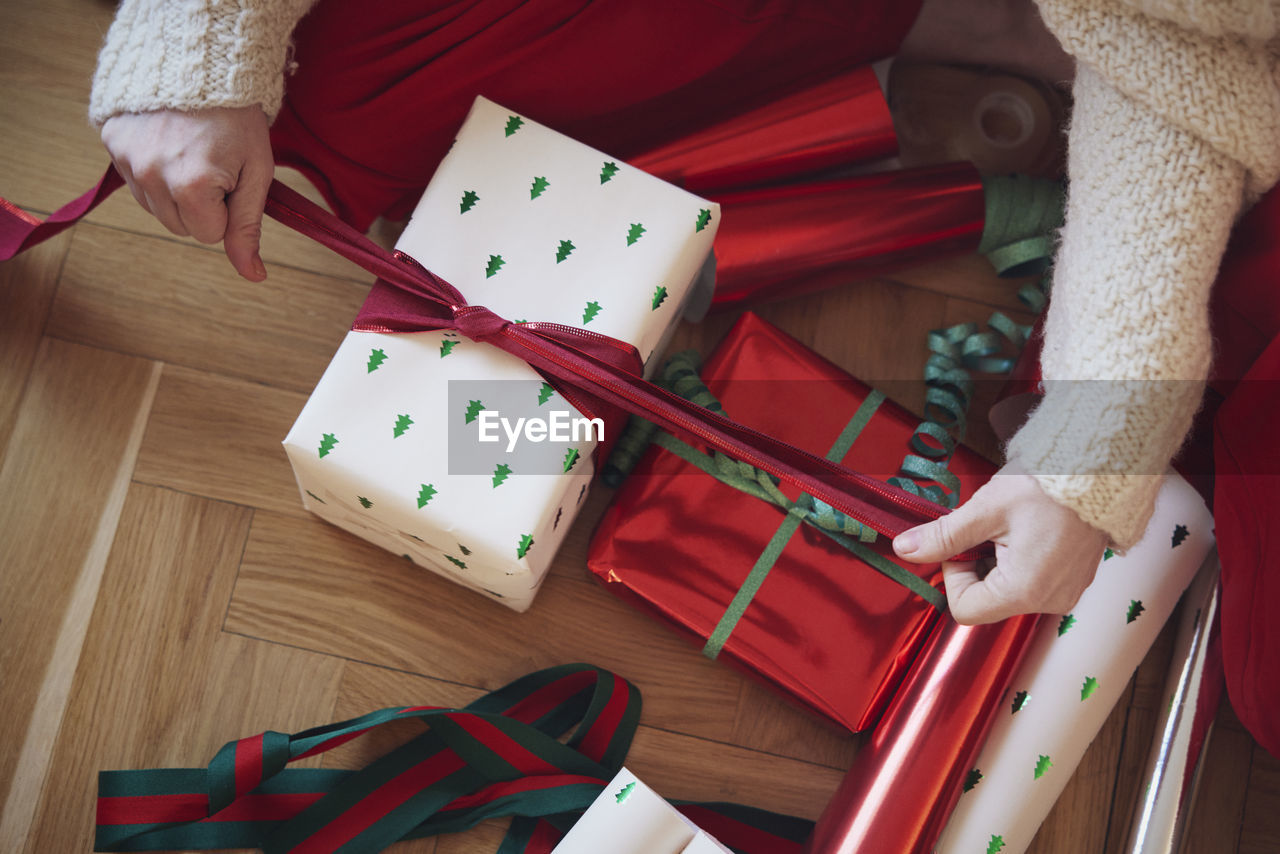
left=587, top=312, right=997, bottom=732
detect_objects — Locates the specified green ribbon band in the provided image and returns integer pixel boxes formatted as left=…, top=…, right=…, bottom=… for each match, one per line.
left=615, top=352, right=948, bottom=659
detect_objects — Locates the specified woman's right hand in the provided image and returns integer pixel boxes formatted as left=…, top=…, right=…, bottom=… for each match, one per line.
left=101, top=106, right=275, bottom=281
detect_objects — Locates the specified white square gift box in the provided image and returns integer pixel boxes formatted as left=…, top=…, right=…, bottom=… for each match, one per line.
left=283, top=96, right=720, bottom=611
left=551, top=768, right=732, bottom=854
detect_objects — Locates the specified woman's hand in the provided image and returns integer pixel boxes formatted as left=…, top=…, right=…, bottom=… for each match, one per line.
left=101, top=106, right=274, bottom=281
left=893, top=462, right=1109, bottom=624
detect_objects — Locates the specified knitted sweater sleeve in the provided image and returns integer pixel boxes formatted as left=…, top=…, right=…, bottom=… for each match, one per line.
left=1009, top=0, right=1280, bottom=548
left=89, top=0, right=317, bottom=126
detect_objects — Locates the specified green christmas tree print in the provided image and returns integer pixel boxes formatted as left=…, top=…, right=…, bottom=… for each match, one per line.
left=358, top=496, right=373, bottom=509
left=1034, top=755, right=1053, bottom=779
left=1081, top=676, right=1099, bottom=701
left=600, top=161, right=619, bottom=184
left=1104, top=547, right=1116, bottom=560
left=1127, top=600, right=1146, bottom=623
left=530, top=176, right=549, bottom=199
left=318, top=433, right=338, bottom=459
left=460, top=190, right=479, bottom=214
left=305, top=490, right=326, bottom=504
left=416, top=483, right=437, bottom=509
left=695, top=208, right=712, bottom=232
left=516, top=533, right=534, bottom=559
left=537, top=382, right=555, bottom=405
left=582, top=300, right=602, bottom=324
left=1057, top=614, right=1077, bottom=636
left=625, top=223, right=646, bottom=246
left=458, top=544, right=472, bottom=556
left=504, top=115, right=524, bottom=137
left=367, top=348, right=388, bottom=373
left=555, top=239, right=575, bottom=263
left=963, top=768, right=983, bottom=792
left=1011, top=690, right=1030, bottom=714
left=492, top=463, right=512, bottom=488
left=1172, top=524, right=1189, bottom=547
left=440, top=339, right=457, bottom=358
left=445, top=554, right=467, bottom=569
left=393, top=413, right=413, bottom=438
left=987, top=834, right=1006, bottom=853
left=563, top=448, right=580, bottom=473
left=615, top=781, right=636, bottom=804
left=651, top=285, right=668, bottom=310
left=485, top=254, right=505, bottom=278
left=464, top=399, right=486, bottom=424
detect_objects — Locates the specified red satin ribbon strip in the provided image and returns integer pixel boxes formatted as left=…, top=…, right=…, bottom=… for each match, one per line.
left=0, top=168, right=994, bottom=559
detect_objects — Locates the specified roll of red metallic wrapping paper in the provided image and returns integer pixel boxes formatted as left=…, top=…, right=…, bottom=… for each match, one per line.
left=709, top=161, right=987, bottom=311
left=588, top=313, right=998, bottom=733
left=629, top=65, right=898, bottom=194
left=805, top=613, right=1040, bottom=854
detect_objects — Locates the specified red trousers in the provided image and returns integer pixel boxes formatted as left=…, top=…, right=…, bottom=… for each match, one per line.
left=270, top=0, right=919, bottom=229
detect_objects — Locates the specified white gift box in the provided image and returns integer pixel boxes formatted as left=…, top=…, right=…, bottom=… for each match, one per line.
left=551, top=769, right=731, bottom=854
left=283, top=97, right=719, bottom=611
left=935, top=472, right=1214, bottom=854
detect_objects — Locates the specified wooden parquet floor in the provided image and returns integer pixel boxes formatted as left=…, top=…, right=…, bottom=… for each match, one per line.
left=2, top=1, right=1278, bottom=852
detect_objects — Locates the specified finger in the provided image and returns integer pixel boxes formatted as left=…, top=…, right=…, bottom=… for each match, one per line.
left=172, top=173, right=232, bottom=245
left=942, top=561, right=1028, bottom=625
left=114, top=164, right=153, bottom=215
left=222, top=156, right=272, bottom=281
left=893, top=498, right=1000, bottom=564
left=141, top=187, right=189, bottom=238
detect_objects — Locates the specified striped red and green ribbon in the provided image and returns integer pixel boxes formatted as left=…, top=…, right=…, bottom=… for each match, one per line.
left=94, top=664, right=811, bottom=854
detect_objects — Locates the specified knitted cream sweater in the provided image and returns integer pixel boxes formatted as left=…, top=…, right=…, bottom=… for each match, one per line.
left=89, top=0, right=315, bottom=125
left=89, top=0, right=1280, bottom=548
left=1009, top=0, right=1280, bottom=547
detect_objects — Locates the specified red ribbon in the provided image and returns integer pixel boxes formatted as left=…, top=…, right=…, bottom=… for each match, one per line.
left=1, top=167, right=993, bottom=559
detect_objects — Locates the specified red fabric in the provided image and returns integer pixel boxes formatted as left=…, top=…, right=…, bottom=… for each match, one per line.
left=1210, top=189, right=1280, bottom=759
left=272, top=0, right=922, bottom=230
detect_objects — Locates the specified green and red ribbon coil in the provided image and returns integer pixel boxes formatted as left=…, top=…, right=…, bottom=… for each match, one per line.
left=95, top=664, right=812, bottom=854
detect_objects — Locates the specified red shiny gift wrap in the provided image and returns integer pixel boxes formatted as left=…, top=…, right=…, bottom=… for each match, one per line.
left=630, top=66, right=898, bottom=194
left=709, top=162, right=987, bottom=311
left=587, top=313, right=997, bottom=732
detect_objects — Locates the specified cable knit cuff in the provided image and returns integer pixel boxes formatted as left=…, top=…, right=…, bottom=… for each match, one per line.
left=1005, top=378, right=1204, bottom=548
left=90, top=0, right=316, bottom=126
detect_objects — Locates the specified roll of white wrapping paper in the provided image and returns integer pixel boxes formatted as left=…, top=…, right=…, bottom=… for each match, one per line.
left=934, top=473, right=1214, bottom=854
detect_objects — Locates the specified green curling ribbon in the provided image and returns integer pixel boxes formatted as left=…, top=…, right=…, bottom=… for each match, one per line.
left=890, top=175, right=1059, bottom=509
left=979, top=174, right=1064, bottom=314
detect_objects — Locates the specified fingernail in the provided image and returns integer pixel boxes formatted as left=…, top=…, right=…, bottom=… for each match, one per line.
left=252, top=255, right=267, bottom=280
left=894, top=530, right=919, bottom=555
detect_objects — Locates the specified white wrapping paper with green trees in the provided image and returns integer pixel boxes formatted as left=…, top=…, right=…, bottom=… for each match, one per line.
left=284, top=97, right=720, bottom=611
left=935, top=472, right=1214, bottom=854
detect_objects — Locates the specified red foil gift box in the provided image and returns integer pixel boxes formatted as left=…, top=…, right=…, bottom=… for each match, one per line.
left=587, top=312, right=996, bottom=732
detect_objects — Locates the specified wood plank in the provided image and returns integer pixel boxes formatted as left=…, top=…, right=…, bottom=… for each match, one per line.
left=0, top=338, right=158, bottom=843
left=0, top=228, right=71, bottom=461
left=1182, top=695, right=1254, bottom=854
left=332, top=662, right=843, bottom=854
left=133, top=364, right=310, bottom=515
left=23, top=484, right=345, bottom=853
left=1241, top=744, right=1280, bottom=854
left=226, top=508, right=852, bottom=768
left=50, top=223, right=369, bottom=393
